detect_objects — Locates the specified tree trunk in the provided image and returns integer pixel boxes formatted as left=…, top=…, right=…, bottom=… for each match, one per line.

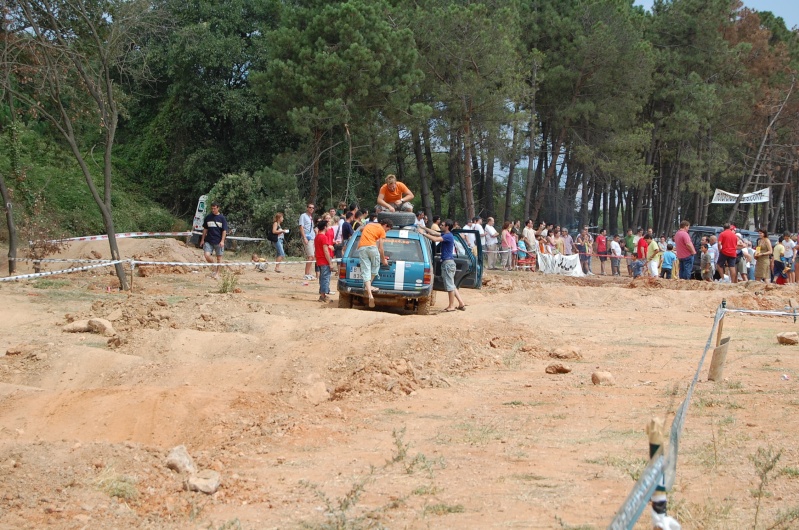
left=503, top=117, right=521, bottom=224
left=412, top=128, right=431, bottom=217
left=447, top=131, right=458, bottom=220
left=461, top=97, right=476, bottom=219
left=423, top=126, right=440, bottom=217
left=310, top=128, right=321, bottom=206
left=485, top=138, right=495, bottom=219
left=1, top=122, right=20, bottom=275
left=728, top=81, right=794, bottom=223
left=530, top=126, right=567, bottom=222
left=395, top=127, right=406, bottom=181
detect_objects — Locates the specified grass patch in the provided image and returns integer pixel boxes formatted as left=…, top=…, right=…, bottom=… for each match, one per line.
left=383, top=408, right=409, bottom=416
left=555, top=516, right=594, bottom=529
left=510, top=472, right=547, bottom=481
left=412, top=484, right=439, bottom=496
left=585, top=455, right=648, bottom=481
left=668, top=497, right=732, bottom=529
left=218, top=270, right=239, bottom=293
left=32, top=279, right=71, bottom=289
left=502, top=400, right=547, bottom=407
left=695, top=396, right=743, bottom=411
left=451, top=421, right=503, bottom=446
left=424, top=503, right=464, bottom=516
left=781, top=466, right=799, bottom=478
left=165, top=295, right=187, bottom=305
left=96, top=467, right=138, bottom=501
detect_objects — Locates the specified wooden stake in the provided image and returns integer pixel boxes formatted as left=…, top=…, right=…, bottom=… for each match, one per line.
left=708, top=337, right=730, bottom=382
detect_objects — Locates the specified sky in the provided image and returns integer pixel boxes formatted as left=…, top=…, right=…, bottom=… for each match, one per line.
left=634, top=0, right=799, bottom=30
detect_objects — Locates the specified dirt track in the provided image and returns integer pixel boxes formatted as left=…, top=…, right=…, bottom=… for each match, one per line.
left=1, top=238, right=798, bottom=529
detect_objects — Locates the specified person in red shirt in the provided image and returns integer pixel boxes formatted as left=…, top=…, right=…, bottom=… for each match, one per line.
left=673, top=220, right=696, bottom=280
left=717, top=222, right=741, bottom=283
left=637, top=234, right=649, bottom=260
left=596, top=228, right=608, bottom=275
left=314, top=219, right=335, bottom=302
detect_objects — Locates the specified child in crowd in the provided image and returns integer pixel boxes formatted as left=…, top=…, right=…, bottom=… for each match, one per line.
left=251, top=253, right=267, bottom=272
left=660, top=244, right=676, bottom=279
left=517, top=236, right=528, bottom=261
left=700, top=243, right=712, bottom=281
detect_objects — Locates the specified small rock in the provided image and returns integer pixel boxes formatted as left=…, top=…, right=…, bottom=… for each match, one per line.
left=777, top=332, right=799, bottom=345
left=305, top=381, right=330, bottom=405
left=591, top=371, right=615, bottom=386
left=545, top=363, right=571, bottom=374
left=165, top=445, right=196, bottom=474
left=106, top=309, right=123, bottom=322
left=107, top=337, right=122, bottom=349
left=185, top=470, right=221, bottom=494
left=549, top=347, right=583, bottom=360
left=63, top=320, right=91, bottom=333
left=6, top=344, right=34, bottom=356
left=88, top=318, right=116, bottom=337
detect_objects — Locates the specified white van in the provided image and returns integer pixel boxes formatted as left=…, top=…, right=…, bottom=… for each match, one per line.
left=189, top=195, right=208, bottom=247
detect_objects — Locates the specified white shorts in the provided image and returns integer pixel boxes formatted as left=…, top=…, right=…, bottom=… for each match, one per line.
left=304, top=239, right=315, bottom=257
left=648, top=260, right=659, bottom=277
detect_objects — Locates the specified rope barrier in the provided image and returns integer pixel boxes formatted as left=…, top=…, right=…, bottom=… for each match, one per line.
left=609, top=305, right=725, bottom=529
left=609, top=303, right=799, bottom=529
left=39, top=231, right=267, bottom=245
left=42, top=231, right=192, bottom=244
left=1, top=256, right=320, bottom=283
left=0, top=260, right=125, bottom=282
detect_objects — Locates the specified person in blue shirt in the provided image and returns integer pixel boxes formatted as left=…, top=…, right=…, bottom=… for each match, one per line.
left=199, top=202, right=228, bottom=279
left=419, top=220, right=466, bottom=312
left=660, top=243, right=677, bottom=279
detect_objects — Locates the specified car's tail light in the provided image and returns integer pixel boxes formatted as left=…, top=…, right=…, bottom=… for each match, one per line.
left=339, top=262, right=347, bottom=277
left=423, top=267, right=431, bottom=284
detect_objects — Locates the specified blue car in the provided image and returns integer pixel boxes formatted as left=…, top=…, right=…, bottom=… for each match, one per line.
left=337, top=216, right=482, bottom=314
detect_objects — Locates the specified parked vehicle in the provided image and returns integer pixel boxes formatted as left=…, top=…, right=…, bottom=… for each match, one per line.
left=189, top=195, right=209, bottom=248
left=337, top=212, right=482, bottom=314
left=687, top=225, right=765, bottom=278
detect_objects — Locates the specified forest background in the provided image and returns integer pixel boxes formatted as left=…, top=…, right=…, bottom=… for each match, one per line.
left=2, top=0, right=799, bottom=256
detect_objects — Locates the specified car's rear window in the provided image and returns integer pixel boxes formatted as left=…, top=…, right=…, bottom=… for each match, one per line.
left=345, top=234, right=424, bottom=262
left=384, top=238, right=423, bottom=262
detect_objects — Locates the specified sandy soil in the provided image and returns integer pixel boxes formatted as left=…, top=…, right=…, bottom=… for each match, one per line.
left=1, top=238, right=798, bottom=529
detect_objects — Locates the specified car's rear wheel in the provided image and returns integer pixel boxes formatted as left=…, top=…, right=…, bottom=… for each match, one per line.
left=417, top=292, right=435, bottom=315
left=338, top=292, right=353, bottom=309
left=377, top=211, right=417, bottom=228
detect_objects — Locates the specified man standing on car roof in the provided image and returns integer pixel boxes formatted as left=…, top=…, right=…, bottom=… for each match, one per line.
left=358, top=218, right=393, bottom=308
left=199, top=201, right=228, bottom=280
left=377, top=174, right=415, bottom=212
left=419, top=220, right=467, bottom=313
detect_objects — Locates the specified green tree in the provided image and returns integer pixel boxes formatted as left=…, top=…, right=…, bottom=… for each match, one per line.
left=1, top=0, right=163, bottom=289
left=253, top=0, right=421, bottom=205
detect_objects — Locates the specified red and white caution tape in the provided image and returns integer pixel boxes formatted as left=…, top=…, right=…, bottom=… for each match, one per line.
left=0, top=260, right=124, bottom=282
left=44, top=231, right=191, bottom=244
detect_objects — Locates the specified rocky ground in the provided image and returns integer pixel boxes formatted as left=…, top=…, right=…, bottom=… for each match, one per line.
left=1, top=238, right=798, bottom=529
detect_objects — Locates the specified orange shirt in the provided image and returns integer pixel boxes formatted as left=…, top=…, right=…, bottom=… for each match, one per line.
left=379, top=182, right=410, bottom=204
left=358, top=223, right=386, bottom=248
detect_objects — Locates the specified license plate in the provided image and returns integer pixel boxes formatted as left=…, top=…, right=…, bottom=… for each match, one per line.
left=350, top=266, right=362, bottom=280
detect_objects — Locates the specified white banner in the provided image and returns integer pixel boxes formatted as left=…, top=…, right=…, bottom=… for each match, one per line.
left=711, top=188, right=770, bottom=204
left=535, top=249, right=585, bottom=277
